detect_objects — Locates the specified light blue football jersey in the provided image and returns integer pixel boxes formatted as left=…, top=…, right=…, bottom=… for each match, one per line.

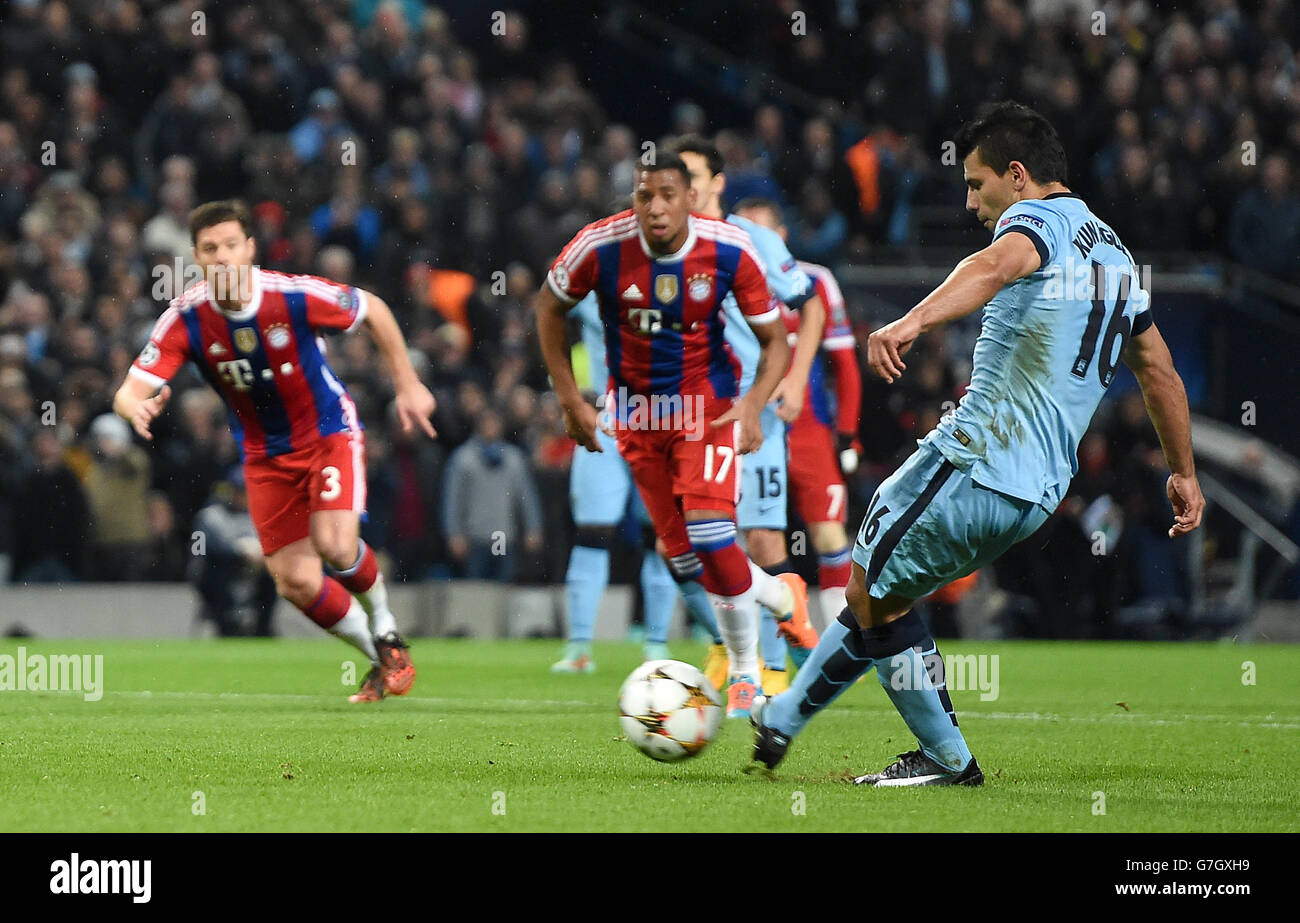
left=721, top=213, right=814, bottom=394
left=570, top=292, right=608, bottom=392
left=923, top=193, right=1153, bottom=512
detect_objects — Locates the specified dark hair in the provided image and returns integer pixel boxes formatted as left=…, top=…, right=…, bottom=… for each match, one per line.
left=665, top=134, right=723, bottom=176
left=731, top=196, right=783, bottom=224
left=954, top=101, right=1068, bottom=184
left=635, top=151, right=692, bottom=187
left=189, top=199, right=253, bottom=244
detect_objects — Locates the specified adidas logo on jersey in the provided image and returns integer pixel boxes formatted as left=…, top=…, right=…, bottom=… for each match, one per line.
left=621, top=283, right=644, bottom=300
left=208, top=342, right=228, bottom=356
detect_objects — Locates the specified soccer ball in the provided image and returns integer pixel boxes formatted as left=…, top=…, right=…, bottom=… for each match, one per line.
left=618, top=659, right=723, bottom=762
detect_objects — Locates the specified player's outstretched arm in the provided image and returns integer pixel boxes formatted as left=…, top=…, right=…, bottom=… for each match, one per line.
left=771, top=292, right=827, bottom=422
left=359, top=292, right=437, bottom=439
left=535, top=283, right=601, bottom=452
left=1122, top=322, right=1204, bottom=537
left=113, top=375, right=171, bottom=442
left=868, top=232, right=1041, bottom=382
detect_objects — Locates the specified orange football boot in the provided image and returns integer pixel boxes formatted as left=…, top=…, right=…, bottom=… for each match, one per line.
left=376, top=632, right=416, bottom=695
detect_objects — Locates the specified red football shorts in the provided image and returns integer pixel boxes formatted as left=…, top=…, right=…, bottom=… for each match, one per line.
left=787, top=417, right=848, bottom=524
left=244, top=430, right=367, bottom=554
left=615, top=398, right=740, bottom=559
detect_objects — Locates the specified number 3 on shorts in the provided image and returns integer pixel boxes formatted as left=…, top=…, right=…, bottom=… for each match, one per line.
left=320, top=465, right=341, bottom=500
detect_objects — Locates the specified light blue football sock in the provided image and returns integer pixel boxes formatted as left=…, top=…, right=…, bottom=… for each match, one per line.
left=875, top=636, right=974, bottom=772
left=640, top=552, right=676, bottom=646
left=564, top=545, right=608, bottom=643
left=678, top=579, right=722, bottom=644
left=759, top=609, right=787, bottom=670
left=759, top=558, right=795, bottom=668
left=764, top=610, right=874, bottom=737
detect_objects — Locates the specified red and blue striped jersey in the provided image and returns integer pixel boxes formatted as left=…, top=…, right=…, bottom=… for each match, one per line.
left=130, top=268, right=366, bottom=461
left=781, top=260, right=860, bottom=431
left=546, top=211, right=776, bottom=403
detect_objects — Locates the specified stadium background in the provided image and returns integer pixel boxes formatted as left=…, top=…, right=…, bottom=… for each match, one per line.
left=0, top=0, right=1297, bottom=641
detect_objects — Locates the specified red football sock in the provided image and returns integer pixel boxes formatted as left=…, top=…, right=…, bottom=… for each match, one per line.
left=818, top=547, right=852, bottom=590
left=335, top=541, right=378, bottom=594
left=686, top=520, right=753, bottom=597
left=302, top=576, right=352, bottom=629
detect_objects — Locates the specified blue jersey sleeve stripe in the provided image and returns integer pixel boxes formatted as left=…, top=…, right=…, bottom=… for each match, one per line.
left=1131, top=309, right=1154, bottom=336
left=595, top=243, right=623, bottom=388
left=709, top=243, right=742, bottom=400
left=997, top=224, right=1050, bottom=267
left=286, top=292, right=346, bottom=444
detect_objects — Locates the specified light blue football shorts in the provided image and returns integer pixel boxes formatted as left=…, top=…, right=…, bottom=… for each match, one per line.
left=852, top=444, right=1050, bottom=600
left=570, top=426, right=637, bottom=526
left=736, top=404, right=788, bottom=531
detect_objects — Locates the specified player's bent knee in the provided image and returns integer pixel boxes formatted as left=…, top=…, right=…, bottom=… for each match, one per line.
left=311, top=532, right=358, bottom=570
left=271, top=569, right=322, bottom=608
left=309, top=512, right=359, bottom=565
left=844, top=567, right=912, bottom=628
left=745, top=528, right=786, bottom=567
left=845, top=567, right=873, bottom=625
left=811, top=521, right=848, bottom=552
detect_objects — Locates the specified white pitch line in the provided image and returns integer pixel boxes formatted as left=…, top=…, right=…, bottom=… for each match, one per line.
left=49, top=691, right=1299, bottom=729
left=104, top=689, right=595, bottom=708
left=961, top=710, right=1300, bottom=730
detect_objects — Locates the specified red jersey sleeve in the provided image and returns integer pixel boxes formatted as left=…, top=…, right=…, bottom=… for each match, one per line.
left=298, top=274, right=368, bottom=332
left=812, top=273, right=861, bottom=435
left=129, top=305, right=190, bottom=389
left=827, top=346, right=862, bottom=437
left=733, top=245, right=778, bottom=325
left=816, top=274, right=854, bottom=350
left=546, top=223, right=604, bottom=305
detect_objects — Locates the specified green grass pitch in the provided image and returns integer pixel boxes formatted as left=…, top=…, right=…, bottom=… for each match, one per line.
left=0, top=637, right=1296, bottom=832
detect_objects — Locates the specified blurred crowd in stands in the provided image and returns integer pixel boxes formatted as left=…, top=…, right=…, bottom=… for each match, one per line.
left=0, top=1, right=1296, bottom=636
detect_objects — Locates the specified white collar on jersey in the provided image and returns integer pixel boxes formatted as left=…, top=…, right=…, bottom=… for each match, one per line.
left=637, top=214, right=698, bottom=263
left=208, top=265, right=263, bottom=321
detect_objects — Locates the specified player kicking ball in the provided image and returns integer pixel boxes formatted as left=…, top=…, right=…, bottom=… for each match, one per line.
left=113, top=200, right=437, bottom=703
left=751, top=102, right=1204, bottom=784
left=535, top=153, right=792, bottom=718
